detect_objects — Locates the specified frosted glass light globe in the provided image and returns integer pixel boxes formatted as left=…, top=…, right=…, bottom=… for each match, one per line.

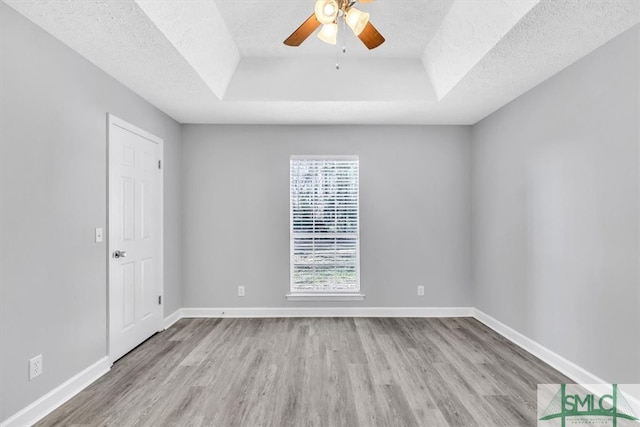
left=314, top=0, right=339, bottom=25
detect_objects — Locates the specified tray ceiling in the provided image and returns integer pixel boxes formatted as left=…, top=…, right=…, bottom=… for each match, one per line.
left=3, top=0, right=639, bottom=124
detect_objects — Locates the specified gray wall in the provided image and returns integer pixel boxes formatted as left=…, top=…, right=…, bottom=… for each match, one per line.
left=181, top=125, right=472, bottom=308
left=472, top=25, right=640, bottom=383
left=0, top=4, right=182, bottom=421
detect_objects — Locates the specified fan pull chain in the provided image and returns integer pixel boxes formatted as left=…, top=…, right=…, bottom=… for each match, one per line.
left=336, top=17, right=347, bottom=70
left=342, top=16, right=347, bottom=54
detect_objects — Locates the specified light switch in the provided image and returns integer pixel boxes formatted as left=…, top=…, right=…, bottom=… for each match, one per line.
left=95, top=227, right=104, bottom=243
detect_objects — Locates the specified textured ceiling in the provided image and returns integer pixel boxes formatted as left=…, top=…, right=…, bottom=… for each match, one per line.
left=3, top=0, right=639, bottom=124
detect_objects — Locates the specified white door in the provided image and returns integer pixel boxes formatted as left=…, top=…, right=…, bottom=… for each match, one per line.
left=108, top=114, right=163, bottom=362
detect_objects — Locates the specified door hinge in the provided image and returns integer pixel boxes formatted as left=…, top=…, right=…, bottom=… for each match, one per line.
left=158, top=160, right=161, bottom=170
left=158, top=295, right=162, bottom=305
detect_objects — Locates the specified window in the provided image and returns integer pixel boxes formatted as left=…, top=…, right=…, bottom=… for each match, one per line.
left=289, top=156, right=361, bottom=299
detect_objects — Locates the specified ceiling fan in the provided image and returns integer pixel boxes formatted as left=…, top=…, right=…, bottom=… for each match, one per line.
left=283, top=0, right=385, bottom=50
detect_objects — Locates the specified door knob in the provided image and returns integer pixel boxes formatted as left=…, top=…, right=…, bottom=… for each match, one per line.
left=113, top=250, right=127, bottom=259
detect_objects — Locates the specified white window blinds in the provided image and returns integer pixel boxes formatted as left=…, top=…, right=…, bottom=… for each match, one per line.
left=290, top=156, right=360, bottom=293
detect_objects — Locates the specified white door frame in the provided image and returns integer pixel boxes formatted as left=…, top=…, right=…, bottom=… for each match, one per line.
left=107, top=113, right=164, bottom=361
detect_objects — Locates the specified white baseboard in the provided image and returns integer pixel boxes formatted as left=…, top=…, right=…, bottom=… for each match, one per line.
left=472, top=308, right=608, bottom=384
left=1, top=356, right=111, bottom=427
left=180, top=306, right=475, bottom=318
left=163, top=308, right=182, bottom=329
left=473, top=309, right=640, bottom=408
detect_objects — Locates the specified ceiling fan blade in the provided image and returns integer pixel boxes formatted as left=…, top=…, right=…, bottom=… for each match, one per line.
left=284, top=13, right=321, bottom=46
left=358, top=21, right=385, bottom=49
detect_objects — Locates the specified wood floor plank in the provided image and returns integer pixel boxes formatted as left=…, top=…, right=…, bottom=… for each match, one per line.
left=485, top=394, right=536, bottom=426
left=36, top=317, right=571, bottom=427
left=433, top=361, right=512, bottom=426
left=403, top=353, right=479, bottom=427
left=379, top=383, right=420, bottom=427
left=348, top=363, right=392, bottom=426
left=354, top=318, right=395, bottom=385
left=403, top=318, right=448, bottom=364
left=377, top=324, right=442, bottom=424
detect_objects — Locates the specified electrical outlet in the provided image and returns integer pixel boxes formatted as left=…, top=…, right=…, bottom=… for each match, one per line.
left=238, top=286, right=245, bottom=297
left=417, top=286, right=425, bottom=296
left=29, top=354, right=43, bottom=380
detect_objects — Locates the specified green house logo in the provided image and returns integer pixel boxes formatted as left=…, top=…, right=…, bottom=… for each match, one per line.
left=539, top=384, right=639, bottom=427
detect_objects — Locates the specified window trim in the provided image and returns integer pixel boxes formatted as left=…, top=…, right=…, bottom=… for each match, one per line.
left=285, top=293, right=365, bottom=301
left=288, top=155, right=362, bottom=299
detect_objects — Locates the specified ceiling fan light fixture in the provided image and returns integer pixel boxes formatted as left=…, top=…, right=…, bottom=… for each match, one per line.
left=317, top=23, right=338, bottom=45
left=314, top=0, right=339, bottom=25
left=283, top=0, right=385, bottom=51
left=345, top=7, right=369, bottom=36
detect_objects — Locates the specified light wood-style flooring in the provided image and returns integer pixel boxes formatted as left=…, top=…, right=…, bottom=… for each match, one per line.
left=37, top=317, right=570, bottom=426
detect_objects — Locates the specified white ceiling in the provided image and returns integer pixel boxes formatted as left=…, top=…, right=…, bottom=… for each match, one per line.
left=4, top=0, right=639, bottom=124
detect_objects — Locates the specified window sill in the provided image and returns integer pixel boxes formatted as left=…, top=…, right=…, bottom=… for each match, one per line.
left=285, top=293, right=366, bottom=302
